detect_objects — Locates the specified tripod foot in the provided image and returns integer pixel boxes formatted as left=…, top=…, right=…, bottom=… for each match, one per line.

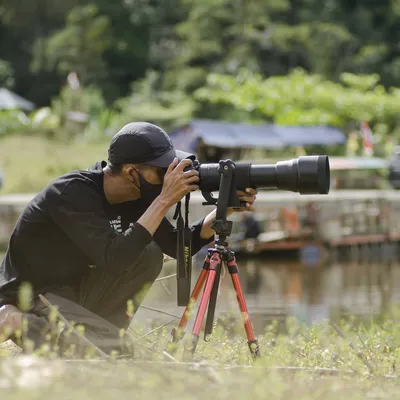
left=165, top=328, right=186, bottom=356
left=183, top=334, right=199, bottom=361
left=248, top=339, right=261, bottom=359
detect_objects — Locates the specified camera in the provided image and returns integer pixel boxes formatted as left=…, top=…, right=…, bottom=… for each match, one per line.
left=186, top=155, right=330, bottom=195
left=176, top=155, right=330, bottom=306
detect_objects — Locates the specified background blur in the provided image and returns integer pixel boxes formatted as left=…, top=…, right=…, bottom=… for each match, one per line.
left=1, top=1, right=400, bottom=192
left=1, top=0, right=400, bottom=329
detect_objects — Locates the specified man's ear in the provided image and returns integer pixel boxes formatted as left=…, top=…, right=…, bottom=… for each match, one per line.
left=122, top=164, right=137, bottom=182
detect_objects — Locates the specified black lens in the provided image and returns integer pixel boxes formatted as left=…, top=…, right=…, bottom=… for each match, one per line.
left=198, top=163, right=220, bottom=192
left=198, top=156, right=330, bottom=194
left=250, top=155, right=330, bottom=194
left=275, top=155, right=330, bottom=194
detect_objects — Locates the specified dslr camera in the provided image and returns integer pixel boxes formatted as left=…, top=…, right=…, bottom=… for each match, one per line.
left=175, top=155, right=330, bottom=305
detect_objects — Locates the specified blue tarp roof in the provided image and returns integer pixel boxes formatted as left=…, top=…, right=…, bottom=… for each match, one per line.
left=272, top=125, right=346, bottom=146
left=169, top=120, right=346, bottom=154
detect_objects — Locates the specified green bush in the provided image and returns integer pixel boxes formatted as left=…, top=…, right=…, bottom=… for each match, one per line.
left=196, top=69, right=400, bottom=135
left=0, top=110, right=29, bottom=137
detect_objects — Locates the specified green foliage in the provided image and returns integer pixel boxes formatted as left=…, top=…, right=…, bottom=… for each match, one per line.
left=0, top=59, right=15, bottom=89
left=52, top=85, right=106, bottom=119
left=196, top=69, right=400, bottom=133
left=0, top=110, right=29, bottom=137
left=115, top=70, right=197, bottom=131
left=1, top=0, right=400, bottom=140
left=271, top=22, right=354, bottom=77
left=32, top=4, right=112, bottom=85
left=30, top=108, right=60, bottom=131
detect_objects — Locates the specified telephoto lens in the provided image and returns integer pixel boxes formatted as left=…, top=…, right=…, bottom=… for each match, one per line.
left=197, top=155, right=330, bottom=195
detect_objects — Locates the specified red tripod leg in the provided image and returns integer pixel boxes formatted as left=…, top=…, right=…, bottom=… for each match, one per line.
left=172, top=268, right=208, bottom=342
left=228, top=256, right=260, bottom=358
left=183, top=251, right=221, bottom=359
left=171, top=257, right=210, bottom=344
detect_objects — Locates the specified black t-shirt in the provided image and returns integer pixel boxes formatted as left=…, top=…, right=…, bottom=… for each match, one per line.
left=0, top=161, right=212, bottom=306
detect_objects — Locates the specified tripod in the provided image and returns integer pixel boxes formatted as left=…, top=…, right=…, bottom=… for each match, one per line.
left=168, top=160, right=261, bottom=360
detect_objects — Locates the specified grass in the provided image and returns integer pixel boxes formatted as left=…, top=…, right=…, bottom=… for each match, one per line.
left=0, top=135, right=108, bottom=194
left=2, top=309, right=400, bottom=399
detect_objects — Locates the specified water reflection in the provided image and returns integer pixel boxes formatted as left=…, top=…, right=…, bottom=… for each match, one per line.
left=133, top=254, right=400, bottom=333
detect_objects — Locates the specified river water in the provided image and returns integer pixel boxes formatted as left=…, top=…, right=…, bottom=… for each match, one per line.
left=132, top=253, right=399, bottom=334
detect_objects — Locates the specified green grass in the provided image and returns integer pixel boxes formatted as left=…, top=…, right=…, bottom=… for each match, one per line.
left=2, top=311, right=400, bottom=399
left=0, top=135, right=108, bottom=194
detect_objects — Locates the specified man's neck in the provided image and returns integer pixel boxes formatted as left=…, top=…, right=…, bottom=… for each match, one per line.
left=102, top=166, right=140, bottom=204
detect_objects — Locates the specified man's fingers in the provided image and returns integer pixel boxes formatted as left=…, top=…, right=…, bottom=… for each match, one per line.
left=246, top=203, right=256, bottom=212
left=239, top=195, right=256, bottom=204
left=237, top=188, right=257, bottom=197
left=187, top=184, right=199, bottom=192
left=167, top=157, right=179, bottom=173
left=245, top=188, right=258, bottom=195
left=184, top=169, right=199, bottom=178
left=186, top=175, right=200, bottom=184
left=234, top=204, right=255, bottom=213
left=176, top=159, right=194, bottom=172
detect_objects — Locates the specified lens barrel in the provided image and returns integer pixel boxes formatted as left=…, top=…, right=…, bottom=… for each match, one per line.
left=198, top=155, right=330, bottom=194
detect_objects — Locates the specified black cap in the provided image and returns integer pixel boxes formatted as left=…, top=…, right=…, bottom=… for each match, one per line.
left=108, top=122, right=194, bottom=168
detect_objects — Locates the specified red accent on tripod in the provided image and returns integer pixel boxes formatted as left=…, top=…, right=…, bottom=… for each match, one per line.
left=173, top=258, right=209, bottom=338
left=229, top=262, right=256, bottom=341
left=170, top=248, right=260, bottom=360
left=192, top=252, right=221, bottom=336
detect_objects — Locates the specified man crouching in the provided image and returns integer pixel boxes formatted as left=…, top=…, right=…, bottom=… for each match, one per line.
left=0, top=122, right=257, bottom=356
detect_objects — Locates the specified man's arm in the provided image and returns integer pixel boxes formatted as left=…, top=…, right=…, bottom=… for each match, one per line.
left=47, top=158, right=200, bottom=271
left=199, top=189, right=258, bottom=239
left=47, top=181, right=164, bottom=272
left=154, top=189, right=258, bottom=258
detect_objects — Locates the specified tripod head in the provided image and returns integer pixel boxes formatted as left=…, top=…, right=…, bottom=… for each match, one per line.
left=207, top=159, right=242, bottom=248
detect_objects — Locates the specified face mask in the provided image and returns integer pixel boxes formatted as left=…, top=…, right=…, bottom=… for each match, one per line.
left=136, top=172, right=163, bottom=205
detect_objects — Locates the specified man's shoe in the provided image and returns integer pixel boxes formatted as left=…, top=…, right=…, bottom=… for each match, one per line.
left=0, top=305, right=23, bottom=341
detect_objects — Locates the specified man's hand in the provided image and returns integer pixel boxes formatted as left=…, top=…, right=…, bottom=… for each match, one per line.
left=200, top=188, right=258, bottom=239
left=228, top=188, right=258, bottom=215
left=159, top=158, right=199, bottom=207
left=138, top=158, right=199, bottom=236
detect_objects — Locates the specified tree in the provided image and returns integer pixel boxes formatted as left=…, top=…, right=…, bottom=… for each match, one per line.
left=0, top=59, right=15, bottom=88
left=196, top=68, right=400, bottom=137
left=38, top=4, right=112, bottom=86
left=0, top=0, right=399, bottom=122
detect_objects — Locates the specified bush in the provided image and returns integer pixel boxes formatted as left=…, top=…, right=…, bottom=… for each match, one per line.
left=196, top=69, right=400, bottom=135
left=0, top=110, right=30, bottom=137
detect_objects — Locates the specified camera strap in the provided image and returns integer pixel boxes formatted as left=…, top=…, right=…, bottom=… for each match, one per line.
left=173, top=193, right=193, bottom=306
